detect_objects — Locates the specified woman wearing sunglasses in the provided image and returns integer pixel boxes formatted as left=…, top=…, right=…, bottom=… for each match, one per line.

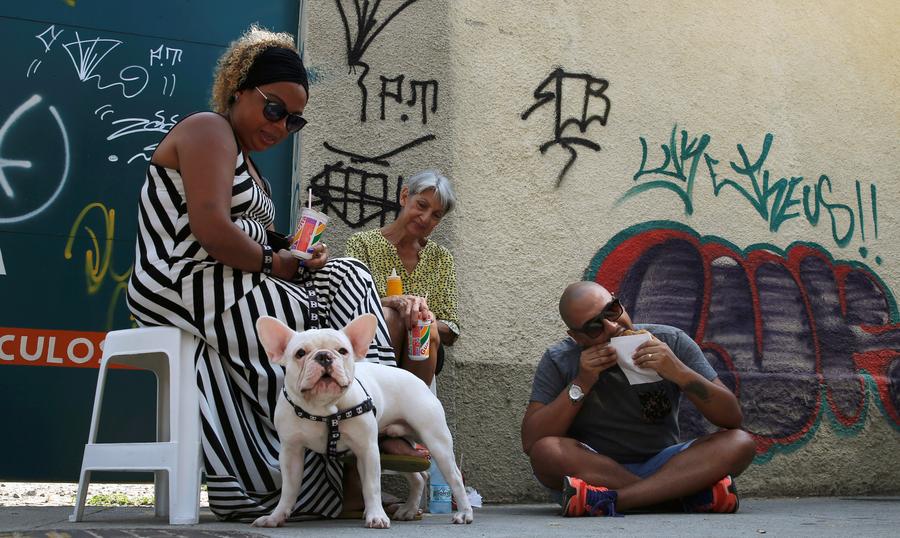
left=127, top=25, right=395, bottom=521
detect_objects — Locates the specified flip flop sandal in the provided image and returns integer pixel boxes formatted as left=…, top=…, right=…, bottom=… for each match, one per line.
left=341, top=452, right=431, bottom=473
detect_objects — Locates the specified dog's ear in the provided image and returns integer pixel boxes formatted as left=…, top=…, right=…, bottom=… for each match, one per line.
left=343, top=313, right=377, bottom=360
left=256, top=316, right=295, bottom=364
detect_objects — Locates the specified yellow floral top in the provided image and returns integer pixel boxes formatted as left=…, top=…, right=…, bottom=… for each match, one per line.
left=346, top=228, right=460, bottom=336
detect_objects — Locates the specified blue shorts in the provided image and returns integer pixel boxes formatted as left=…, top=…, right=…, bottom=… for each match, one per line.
left=542, top=440, right=695, bottom=505
left=621, top=439, right=695, bottom=478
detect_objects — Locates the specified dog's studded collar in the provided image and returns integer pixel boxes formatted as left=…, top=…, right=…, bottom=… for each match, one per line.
left=282, top=380, right=376, bottom=458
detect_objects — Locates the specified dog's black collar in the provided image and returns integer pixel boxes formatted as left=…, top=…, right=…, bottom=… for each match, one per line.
left=282, top=379, right=376, bottom=458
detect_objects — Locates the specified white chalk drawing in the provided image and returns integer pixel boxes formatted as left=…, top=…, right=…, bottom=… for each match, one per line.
left=0, top=94, right=70, bottom=224
left=22, top=26, right=186, bottom=172
left=161, top=74, right=176, bottom=96
left=61, top=32, right=149, bottom=98
left=127, top=143, right=158, bottom=164
left=149, top=45, right=183, bottom=66
left=26, top=59, right=41, bottom=78
left=0, top=248, right=6, bottom=276
left=93, top=104, right=115, bottom=120
left=36, top=25, right=63, bottom=53
left=107, top=111, right=178, bottom=140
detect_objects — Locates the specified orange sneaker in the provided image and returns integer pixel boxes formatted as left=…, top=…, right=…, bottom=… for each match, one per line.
left=683, top=475, right=739, bottom=513
left=561, top=476, right=621, bottom=517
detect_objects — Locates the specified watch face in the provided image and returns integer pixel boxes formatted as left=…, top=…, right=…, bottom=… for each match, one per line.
left=569, top=383, right=584, bottom=401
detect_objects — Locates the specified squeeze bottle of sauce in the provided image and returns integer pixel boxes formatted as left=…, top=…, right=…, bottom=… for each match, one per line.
left=386, top=268, right=403, bottom=297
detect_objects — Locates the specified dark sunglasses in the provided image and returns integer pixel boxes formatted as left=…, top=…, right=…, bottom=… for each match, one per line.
left=256, top=87, right=307, bottom=133
left=575, top=296, right=624, bottom=338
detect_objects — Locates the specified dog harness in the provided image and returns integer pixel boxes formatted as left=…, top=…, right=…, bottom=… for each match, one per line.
left=282, top=380, right=376, bottom=458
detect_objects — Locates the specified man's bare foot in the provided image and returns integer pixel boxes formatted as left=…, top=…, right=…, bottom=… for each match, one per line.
left=379, top=437, right=430, bottom=459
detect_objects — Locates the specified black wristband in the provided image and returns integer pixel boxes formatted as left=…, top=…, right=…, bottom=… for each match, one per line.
left=261, top=244, right=274, bottom=275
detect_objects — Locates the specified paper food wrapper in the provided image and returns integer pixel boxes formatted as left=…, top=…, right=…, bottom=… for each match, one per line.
left=609, top=333, right=663, bottom=385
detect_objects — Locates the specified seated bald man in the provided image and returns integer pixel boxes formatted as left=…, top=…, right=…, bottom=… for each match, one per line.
left=521, top=281, right=756, bottom=517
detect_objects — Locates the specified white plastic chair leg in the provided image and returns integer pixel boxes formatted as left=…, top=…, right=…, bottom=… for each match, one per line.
left=169, top=330, right=201, bottom=524
left=69, top=327, right=201, bottom=525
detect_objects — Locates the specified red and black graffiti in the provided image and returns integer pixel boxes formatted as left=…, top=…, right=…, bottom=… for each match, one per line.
left=585, top=221, right=900, bottom=458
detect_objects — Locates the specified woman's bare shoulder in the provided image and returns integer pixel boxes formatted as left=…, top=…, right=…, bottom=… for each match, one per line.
left=175, top=111, right=233, bottom=137
left=154, top=112, right=235, bottom=168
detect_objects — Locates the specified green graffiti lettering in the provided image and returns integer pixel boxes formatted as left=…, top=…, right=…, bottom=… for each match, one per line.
left=802, top=180, right=821, bottom=226
left=710, top=133, right=774, bottom=220
left=871, top=183, right=878, bottom=239
left=627, top=127, right=881, bottom=252
left=618, top=125, right=710, bottom=215
left=769, top=176, right=804, bottom=232
left=822, top=194, right=855, bottom=248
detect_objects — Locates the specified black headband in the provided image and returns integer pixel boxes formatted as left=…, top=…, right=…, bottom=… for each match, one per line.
left=238, top=47, right=309, bottom=95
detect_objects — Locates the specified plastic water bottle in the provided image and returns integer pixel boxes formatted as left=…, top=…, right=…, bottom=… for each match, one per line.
left=428, top=460, right=452, bottom=514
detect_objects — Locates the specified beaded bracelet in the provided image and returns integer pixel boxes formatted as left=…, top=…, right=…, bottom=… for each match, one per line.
left=261, top=244, right=274, bottom=275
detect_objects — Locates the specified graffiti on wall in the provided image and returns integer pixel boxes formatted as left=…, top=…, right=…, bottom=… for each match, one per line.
left=2, top=19, right=192, bottom=360
left=309, top=134, right=435, bottom=228
left=619, top=126, right=881, bottom=261
left=63, top=202, right=133, bottom=329
left=521, top=68, right=611, bottom=187
left=585, top=221, right=900, bottom=461
left=378, top=74, right=438, bottom=124
left=334, top=0, right=437, bottom=123
left=320, top=0, right=440, bottom=228
left=0, top=94, right=70, bottom=225
left=31, top=25, right=182, bottom=165
left=4, top=25, right=184, bottom=229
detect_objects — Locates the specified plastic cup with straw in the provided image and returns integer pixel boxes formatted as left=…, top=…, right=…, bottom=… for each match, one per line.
left=289, top=188, right=329, bottom=259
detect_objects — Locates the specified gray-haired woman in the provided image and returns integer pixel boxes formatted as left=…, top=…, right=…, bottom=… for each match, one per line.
left=346, top=169, right=460, bottom=391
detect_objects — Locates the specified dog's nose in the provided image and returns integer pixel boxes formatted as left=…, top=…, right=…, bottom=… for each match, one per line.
left=313, top=352, right=332, bottom=367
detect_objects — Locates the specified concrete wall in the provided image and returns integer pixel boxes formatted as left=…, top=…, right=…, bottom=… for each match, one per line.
left=300, top=0, right=900, bottom=502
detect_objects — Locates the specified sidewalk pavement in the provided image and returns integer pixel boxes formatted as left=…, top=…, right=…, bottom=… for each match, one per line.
left=2, top=497, right=899, bottom=537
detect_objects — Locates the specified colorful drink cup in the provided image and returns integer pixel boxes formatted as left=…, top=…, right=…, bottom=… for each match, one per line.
left=290, top=208, right=328, bottom=260
left=408, top=318, right=432, bottom=361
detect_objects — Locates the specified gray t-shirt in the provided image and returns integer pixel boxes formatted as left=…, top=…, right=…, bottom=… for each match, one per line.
left=529, top=324, right=717, bottom=463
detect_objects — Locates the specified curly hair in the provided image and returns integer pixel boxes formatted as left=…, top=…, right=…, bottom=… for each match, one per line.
left=210, top=24, right=298, bottom=113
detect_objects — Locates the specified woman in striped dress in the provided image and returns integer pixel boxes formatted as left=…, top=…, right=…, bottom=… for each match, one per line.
left=126, top=26, right=394, bottom=521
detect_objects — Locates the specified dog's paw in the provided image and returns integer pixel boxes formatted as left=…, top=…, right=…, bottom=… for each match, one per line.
left=365, top=507, right=391, bottom=529
left=391, top=503, right=421, bottom=521
left=252, top=512, right=287, bottom=528
left=451, top=508, right=474, bottom=524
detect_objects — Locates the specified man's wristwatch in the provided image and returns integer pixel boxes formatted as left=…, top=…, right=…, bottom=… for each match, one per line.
left=568, top=382, right=585, bottom=404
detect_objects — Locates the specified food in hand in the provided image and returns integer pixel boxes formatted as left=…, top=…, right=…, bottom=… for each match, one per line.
left=621, top=329, right=649, bottom=336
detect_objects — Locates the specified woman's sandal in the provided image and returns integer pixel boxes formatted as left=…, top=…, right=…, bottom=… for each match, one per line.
left=340, top=452, right=430, bottom=473
left=341, top=438, right=431, bottom=473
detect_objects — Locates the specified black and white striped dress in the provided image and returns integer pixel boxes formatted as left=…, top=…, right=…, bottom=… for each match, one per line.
left=126, top=152, right=395, bottom=521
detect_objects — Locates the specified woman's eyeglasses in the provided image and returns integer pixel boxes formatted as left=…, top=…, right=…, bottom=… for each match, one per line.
left=256, top=87, right=307, bottom=133
left=575, top=296, right=624, bottom=338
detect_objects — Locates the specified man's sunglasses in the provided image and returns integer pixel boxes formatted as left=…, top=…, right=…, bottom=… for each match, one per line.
left=256, top=87, right=307, bottom=133
left=575, top=296, right=624, bottom=338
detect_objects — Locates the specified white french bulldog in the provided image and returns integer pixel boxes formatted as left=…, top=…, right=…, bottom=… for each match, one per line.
left=252, top=313, right=473, bottom=529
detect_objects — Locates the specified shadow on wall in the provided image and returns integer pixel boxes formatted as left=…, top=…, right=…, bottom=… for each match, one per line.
left=585, top=221, right=900, bottom=463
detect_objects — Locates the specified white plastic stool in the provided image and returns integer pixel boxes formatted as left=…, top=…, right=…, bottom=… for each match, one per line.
left=70, top=326, right=202, bottom=525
